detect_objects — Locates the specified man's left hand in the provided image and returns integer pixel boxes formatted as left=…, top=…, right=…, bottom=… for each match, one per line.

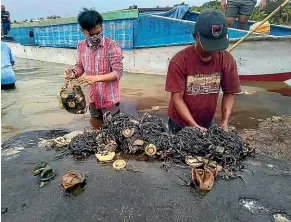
left=77, top=76, right=98, bottom=86
left=221, top=122, right=229, bottom=132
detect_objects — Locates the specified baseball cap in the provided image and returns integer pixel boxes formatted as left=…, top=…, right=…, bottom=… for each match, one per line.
left=194, top=9, right=229, bottom=52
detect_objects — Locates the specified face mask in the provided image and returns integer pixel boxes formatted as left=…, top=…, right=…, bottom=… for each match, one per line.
left=86, top=32, right=103, bottom=51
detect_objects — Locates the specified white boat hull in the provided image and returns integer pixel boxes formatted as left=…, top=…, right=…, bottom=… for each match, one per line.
left=6, top=38, right=291, bottom=81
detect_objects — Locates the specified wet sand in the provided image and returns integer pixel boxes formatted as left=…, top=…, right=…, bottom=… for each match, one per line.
left=2, top=59, right=291, bottom=222
left=2, top=58, right=291, bottom=141
left=1, top=130, right=291, bottom=222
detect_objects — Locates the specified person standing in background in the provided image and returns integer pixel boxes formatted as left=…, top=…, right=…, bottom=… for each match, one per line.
left=1, top=41, right=16, bottom=90
left=1, top=5, right=11, bottom=36
left=221, top=0, right=267, bottom=30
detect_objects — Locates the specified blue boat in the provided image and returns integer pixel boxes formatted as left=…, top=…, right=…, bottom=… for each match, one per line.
left=5, top=6, right=291, bottom=83
left=140, top=5, right=291, bottom=37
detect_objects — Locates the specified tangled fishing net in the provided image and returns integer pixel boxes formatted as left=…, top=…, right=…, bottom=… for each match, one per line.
left=65, top=112, right=250, bottom=171
left=40, top=112, right=252, bottom=190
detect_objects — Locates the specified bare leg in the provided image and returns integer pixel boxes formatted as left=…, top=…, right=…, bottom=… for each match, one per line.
left=90, top=118, right=103, bottom=130
left=226, top=17, right=236, bottom=28
left=238, top=15, right=249, bottom=30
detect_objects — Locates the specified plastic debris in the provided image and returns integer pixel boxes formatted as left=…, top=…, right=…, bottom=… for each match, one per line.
left=122, top=128, right=135, bottom=138
left=33, top=162, right=56, bottom=185
left=239, top=198, right=269, bottom=215
left=1, top=147, right=25, bottom=157
left=144, top=144, right=157, bottom=156
left=69, top=131, right=98, bottom=156
left=38, top=131, right=84, bottom=149
left=96, top=112, right=248, bottom=170
left=42, top=112, right=251, bottom=191
left=33, top=161, right=48, bottom=175
left=151, top=106, right=160, bottom=110
left=192, top=167, right=214, bottom=191
left=39, top=165, right=56, bottom=182
left=273, top=213, right=291, bottom=222
left=236, top=90, right=256, bottom=95
left=185, top=156, right=204, bottom=168
left=61, top=170, right=85, bottom=190
left=59, top=80, right=87, bottom=114
left=113, top=160, right=127, bottom=170
left=95, top=151, right=116, bottom=162
left=1, top=208, right=8, bottom=214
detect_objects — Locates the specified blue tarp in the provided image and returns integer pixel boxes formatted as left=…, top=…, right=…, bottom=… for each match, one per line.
left=154, top=4, right=190, bottom=19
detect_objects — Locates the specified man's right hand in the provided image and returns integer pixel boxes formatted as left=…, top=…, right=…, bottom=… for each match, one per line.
left=221, top=0, right=227, bottom=12
left=64, top=68, right=75, bottom=80
left=197, top=125, right=207, bottom=131
left=193, top=124, right=207, bottom=131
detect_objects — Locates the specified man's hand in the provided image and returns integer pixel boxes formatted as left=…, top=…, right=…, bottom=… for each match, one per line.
left=221, top=121, right=229, bottom=132
left=221, top=0, right=227, bottom=12
left=192, top=124, right=207, bottom=131
left=64, top=68, right=75, bottom=80
left=77, top=75, right=98, bottom=86
left=259, top=0, right=267, bottom=11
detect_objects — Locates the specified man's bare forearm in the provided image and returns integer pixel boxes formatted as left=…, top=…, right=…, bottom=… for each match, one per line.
left=221, top=93, right=235, bottom=124
left=171, top=93, right=198, bottom=127
left=95, top=71, right=118, bottom=82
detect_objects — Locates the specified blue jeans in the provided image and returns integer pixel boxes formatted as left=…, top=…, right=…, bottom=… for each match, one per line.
left=2, top=22, right=11, bottom=35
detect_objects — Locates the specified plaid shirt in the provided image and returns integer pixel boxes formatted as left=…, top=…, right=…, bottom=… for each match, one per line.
left=73, top=37, right=123, bottom=109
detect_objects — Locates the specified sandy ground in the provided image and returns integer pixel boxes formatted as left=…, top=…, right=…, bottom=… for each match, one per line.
left=1, top=130, right=291, bottom=222
left=241, top=116, right=291, bottom=161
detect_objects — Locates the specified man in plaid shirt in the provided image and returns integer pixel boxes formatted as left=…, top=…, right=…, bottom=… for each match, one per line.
left=64, top=8, right=123, bottom=126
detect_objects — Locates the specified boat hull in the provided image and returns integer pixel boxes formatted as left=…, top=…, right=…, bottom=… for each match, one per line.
left=6, top=38, right=291, bottom=82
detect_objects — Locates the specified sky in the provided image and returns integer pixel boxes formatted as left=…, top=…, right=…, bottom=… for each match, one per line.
left=1, top=0, right=209, bottom=21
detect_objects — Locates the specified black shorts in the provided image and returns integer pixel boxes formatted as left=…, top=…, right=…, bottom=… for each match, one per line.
left=226, top=0, right=256, bottom=17
left=89, top=102, right=120, bottom=121
left=1, top=83, right=16, bottom=90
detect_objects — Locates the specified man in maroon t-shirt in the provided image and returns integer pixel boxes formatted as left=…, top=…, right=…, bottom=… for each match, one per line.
left=165, top=9, right=241, bottom=133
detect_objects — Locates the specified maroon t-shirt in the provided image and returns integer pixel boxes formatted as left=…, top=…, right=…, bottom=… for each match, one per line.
left=165, top=45, right=241, bottom=128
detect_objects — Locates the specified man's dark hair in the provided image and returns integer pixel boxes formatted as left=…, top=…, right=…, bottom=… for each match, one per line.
left=78, top=8, right=103, bottom=31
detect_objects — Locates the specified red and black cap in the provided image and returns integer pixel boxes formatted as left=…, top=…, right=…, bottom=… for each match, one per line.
left=194, top=10, right=229, bottom=52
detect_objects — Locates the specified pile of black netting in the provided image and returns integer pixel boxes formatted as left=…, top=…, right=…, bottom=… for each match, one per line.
left=69, top=131, right=98, bottom=156
left=67, top=112, right=249, bottom=168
